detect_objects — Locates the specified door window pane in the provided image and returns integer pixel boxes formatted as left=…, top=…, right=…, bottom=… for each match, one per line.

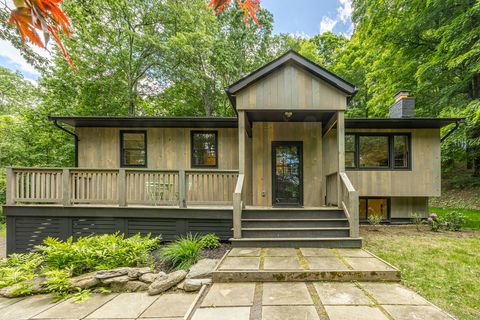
left=274, top=144, right=302, bottom=206
left=345, top=134, right=356, bottom=168
left=394, top=135, right=409, bottom=168
left=191, top=131, right=217, bottom=167
left=359, top=136, right=389, bottom=167
left=367, top=198, right=388, bottom=220
left=121, top=132, right=146, bottom=167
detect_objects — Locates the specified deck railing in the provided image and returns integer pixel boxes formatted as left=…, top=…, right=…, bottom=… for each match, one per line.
left=339, top=172, right=359, bottom=237
left=6, top=167, right=239, bottom=207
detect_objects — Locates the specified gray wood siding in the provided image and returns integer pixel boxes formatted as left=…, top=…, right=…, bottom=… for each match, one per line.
left=236, top=64, right=348, bottom=111
left=391, top=197, right=429, bottom=218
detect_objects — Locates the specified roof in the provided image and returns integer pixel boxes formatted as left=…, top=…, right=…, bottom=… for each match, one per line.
left=225, top=50, right=358, bottom=108
left=49, top=116, right=238, bottom=128
left=49, top=115, right=463, bottom=129
left=345, top=118, right=464, bottom=129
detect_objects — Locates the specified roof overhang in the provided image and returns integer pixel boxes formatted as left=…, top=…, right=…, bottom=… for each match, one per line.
left=345, top=118, right=464, bottom=129
left=225, top=50, right=358, bottom=110
left=48, top=116, right=238, bottom=128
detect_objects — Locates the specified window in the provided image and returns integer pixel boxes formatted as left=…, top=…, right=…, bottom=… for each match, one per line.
left=345, top=133, right=410, bottom=170
left=120, top=131, right=147, bottom=167
left=191, top=131, right=218, bottom=168
left=345, top=134, right=356, bottom=168
left=359, top=198, right=389, bottom=221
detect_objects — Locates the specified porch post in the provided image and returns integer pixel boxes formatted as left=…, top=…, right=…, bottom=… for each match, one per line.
left=337, top=111, right=345, bottom=207
left=118, top=169, right=126, bottom=207
left=6, top=168, right=14, bottom=205
left=178, top=170, right=187, bottom=208
left=62, top=169, right=71, bottom=206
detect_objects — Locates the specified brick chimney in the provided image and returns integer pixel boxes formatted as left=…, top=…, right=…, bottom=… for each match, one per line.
left=389, top=90, right=415, bottom=118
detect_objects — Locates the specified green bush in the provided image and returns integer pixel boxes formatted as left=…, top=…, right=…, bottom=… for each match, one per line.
left=199, top=233, right=220, bottom=249
left=0, top=252, right=44, bottom=288
left=368, top=214, right=383, bottom=227
left=36, top=232, right=161, bottom=275
left=444, top=211, right=466, bottom=231
left=42, top=268, right=73, bottom=299
left=160, top=234, right=203, bottom=271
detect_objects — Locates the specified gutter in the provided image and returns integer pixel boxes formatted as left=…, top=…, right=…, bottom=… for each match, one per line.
left=52, top=120, right=79, bottom=167
left=440, top=119, right=464, bottom=143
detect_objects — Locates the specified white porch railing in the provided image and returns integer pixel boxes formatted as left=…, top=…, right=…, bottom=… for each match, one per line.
left=6, top=167, right=239, bottom=207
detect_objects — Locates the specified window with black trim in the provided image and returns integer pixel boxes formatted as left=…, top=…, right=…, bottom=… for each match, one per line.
left=359, top=198, right=389, bottom=220
left=191, top=131, right=218, bottom=168
left=120, top=131, right=147, bottom=167
left=345, top=133, right=410, bottom=170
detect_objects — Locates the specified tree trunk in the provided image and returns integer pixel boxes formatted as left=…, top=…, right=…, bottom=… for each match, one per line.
left=474, top=156, right=480, bottom=177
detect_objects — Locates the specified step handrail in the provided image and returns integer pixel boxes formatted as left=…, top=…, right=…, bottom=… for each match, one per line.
left=339, top=172, right=359, bottom=238
left=233, top=174, right=245, bottom=239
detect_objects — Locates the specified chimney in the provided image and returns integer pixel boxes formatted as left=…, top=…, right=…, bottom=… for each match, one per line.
left=389, top=90, right=415, bottom=118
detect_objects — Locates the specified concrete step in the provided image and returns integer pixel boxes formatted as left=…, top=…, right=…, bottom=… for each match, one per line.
left=242, top=209, right=345, bottom=219
left=241, top=227, right=350, bottom=238
left=230, top=237, right=362, bottom=248
left=242, top=218, right=349, bottom=228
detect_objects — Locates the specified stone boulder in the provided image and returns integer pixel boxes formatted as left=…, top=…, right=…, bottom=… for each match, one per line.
left=70, top=272, right=100, bottom=290
left=124, top=281, right=149, bottom=292
left=186, top=259, right=218, bottom=279
left=0, top=276, right=46, bottom=298
left=101, top=275, right=130, bottom=285
left=95, top=267, right=131, bottom=280
left=183, top=278, right=212, bottom=292
left=139, top=272, right=162, bottom=284
left=127, top=267, right=151, bottom=279
left=148, top=270, right=187, bottom=295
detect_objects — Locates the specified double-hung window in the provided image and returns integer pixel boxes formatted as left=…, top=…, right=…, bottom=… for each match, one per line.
left=120, top=131, right=147, bottom=167
left=345, top=133, right=410, bottom=170
left=191, top=131, right=218, bottom=168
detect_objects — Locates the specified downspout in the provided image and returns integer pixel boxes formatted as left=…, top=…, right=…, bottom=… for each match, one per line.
left=440, top=120, right=463, bottom=143
left=53, top=120, right=79, bottom=167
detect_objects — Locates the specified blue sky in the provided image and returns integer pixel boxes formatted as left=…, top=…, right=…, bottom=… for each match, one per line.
left=0, top=0, right=352, bottom=82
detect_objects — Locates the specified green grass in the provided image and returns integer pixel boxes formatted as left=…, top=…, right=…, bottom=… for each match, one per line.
left=0, top=223, right=5, bottom=238
left=363, top=226, right=480, bottom=320
left=429, top=207, right=480, bottom=230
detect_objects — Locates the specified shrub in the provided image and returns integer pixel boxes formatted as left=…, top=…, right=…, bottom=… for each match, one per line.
left=36, top=232, right=161, bottom=275
left=410, top=212, right=423, bottom=231
left=160, top=234, right=203, bottom=271
left=368, top=214, right=383, bottom=228
left=444, top=211, right=466, bottom=231
left=199, top=233, right=221, bottom=249
left=0, top=252, right=44, bottom=288
left=427, top=213, right=444, bottom=232
left=42, top=268, right=73, bottom=299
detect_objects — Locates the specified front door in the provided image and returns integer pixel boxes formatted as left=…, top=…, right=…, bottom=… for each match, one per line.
left=272, top=141, right=303, bottom=207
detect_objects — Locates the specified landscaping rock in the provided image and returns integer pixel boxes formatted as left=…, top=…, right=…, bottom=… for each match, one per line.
left=124, top=280, right=149, bottom=292
left=176, top=280, right=185, bottom=290
left=186, top=259, right=218, bottom=279
left=70, top=272, right=100, bottom=289
left=95, top=267, right=131, bottom=280
left=139, top=272, right=159, bottom=284
left=127, top=267, right=151, bottom=279
left=148, top=270, right=187, bottom=295
left=0, top=284, right=23, bottom=298
left=101, top=275, right=130, bottom=285
left=0, top=276, right=46, bottom=298
left=183, top=278, right=211, bottom=292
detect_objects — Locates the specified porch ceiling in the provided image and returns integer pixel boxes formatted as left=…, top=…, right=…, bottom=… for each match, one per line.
left=246, top=111, right=335, bottom=127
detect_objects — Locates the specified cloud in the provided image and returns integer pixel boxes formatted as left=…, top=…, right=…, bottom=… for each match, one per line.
left=337, top=0, right=353, bottom=23
left=319, top=17, right=338, bottom=34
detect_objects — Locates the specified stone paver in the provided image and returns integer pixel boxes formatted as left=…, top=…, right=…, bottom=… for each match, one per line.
left=139, top=292, right=196, bottom=318
left=0, top=295, right=59, bottom=320
left=262, top=282, right=312, bottom=306
left=201, top=282, right=255, bottom=307
left=191, top=307, right=250, bottom=320
left=324, top=305, right=389, bottom=320
left=0, top=296, right=25, bottom=309
left=360, top=283, right=429, bottom=305
left=219, top=257, right=260, bottom=270
left=300, top=248, right=335, bottom=257
left=336, top=249, right=373, bottom=258
left=86, top=293, right=158, bottom=319
left=383, top=305, right=454, bottom=320
left=263, top=256, right=302, bottom=270
left=345, top=257, right=395, bottom=271
left=264, top=248, right=297, bottom=256
left=262, top=306, right=320, bottom=320
left=33, top=294, right=117, bottom=319
left=229, top=248, right=261, bottom=257
left=304, top=256, right=349, bottom=270
left=314, top=282, right=372, bottom=305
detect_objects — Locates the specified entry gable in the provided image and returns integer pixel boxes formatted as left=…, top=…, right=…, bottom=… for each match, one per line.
left=226, top=50, right=358, bottom=111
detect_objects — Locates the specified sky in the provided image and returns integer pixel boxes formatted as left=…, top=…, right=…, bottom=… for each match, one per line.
left=0, top=0, right=353, bottom=82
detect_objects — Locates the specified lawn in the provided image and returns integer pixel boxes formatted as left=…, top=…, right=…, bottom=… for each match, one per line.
left=429, top=207, right=480, bottom=230
left=362, top=225, right=480, bottom=320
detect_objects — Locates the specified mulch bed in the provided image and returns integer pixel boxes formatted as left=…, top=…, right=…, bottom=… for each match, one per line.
left=201, top=243, right=231, bottom=259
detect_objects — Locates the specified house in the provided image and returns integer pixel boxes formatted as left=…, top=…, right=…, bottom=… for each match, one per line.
left=3, top=51, right=462, bottom=253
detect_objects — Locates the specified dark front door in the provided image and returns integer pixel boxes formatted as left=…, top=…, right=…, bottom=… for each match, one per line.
left=272, top=141, right=303, bottom=207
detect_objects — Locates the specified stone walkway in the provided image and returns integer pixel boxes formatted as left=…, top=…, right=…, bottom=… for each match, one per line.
left=190, top=281, right=455, bottom=320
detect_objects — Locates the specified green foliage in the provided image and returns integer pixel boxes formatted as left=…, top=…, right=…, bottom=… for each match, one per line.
left=36, top=233, right=161, bottom=275
left=199, top=233, right=221, bottom=249
left=410, top=212, right=423, bottom=231
left=42, top=268, right=73, bottom=299
left=430, top=207, right=480, bottom=230
left=367, top=214, right=383, bottom=227
left=427, top=213, right=444, bottom=232
left=0, top=252, right=44, bottom=288
left=160, top=234, right=203, bottom=271
left=444, top=211, right=467, bottom=231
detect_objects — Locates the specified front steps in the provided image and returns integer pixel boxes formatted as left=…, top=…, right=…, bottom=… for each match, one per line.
left=230, top=207, right=362, bottom=248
